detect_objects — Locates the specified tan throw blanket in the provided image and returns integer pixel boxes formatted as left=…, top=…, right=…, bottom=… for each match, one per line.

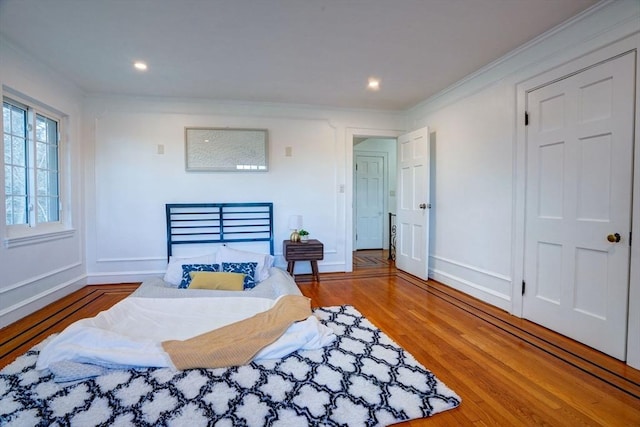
left=162, top=295, right=312, bottom=370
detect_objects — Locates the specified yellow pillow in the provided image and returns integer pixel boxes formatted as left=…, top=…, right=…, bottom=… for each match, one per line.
left=188, top=272, right=245, bottom=290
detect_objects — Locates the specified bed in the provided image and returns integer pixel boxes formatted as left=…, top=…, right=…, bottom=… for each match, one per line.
left=0, top=202, right=461, bottom=426
left=34, top=202, right=320, bottom=375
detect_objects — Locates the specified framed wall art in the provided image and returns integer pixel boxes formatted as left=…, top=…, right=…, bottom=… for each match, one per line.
left=185, top=127, right=269, bottom=172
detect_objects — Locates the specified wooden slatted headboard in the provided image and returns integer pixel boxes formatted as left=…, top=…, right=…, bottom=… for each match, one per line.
left=165, top=202, right=274, bottom=260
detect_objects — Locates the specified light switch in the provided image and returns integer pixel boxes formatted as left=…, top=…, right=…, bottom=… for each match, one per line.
left=285, top=146, right=292, bottom=157
left=157, top=144, right=165, bottom=155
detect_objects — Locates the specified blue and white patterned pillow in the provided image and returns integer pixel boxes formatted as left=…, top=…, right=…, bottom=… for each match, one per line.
left=222, top=262, right=258, bottom=289
left=180, top=263, right=220, bottom=288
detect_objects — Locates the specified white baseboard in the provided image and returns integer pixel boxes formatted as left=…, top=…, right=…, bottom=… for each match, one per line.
left=0, top=276, right=86, bottom=329
left=429, top=255, right=512, bottom=311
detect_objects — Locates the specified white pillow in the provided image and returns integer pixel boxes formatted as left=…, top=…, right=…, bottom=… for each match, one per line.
left=163, top=253, right=216, bottom=286
left=216, top=246, right=274, bottom=282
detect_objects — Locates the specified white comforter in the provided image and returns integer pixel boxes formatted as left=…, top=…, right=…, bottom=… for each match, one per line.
left=36, top=296, right=335, bottom=373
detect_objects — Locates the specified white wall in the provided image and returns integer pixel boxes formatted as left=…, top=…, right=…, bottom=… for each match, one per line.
left=83, top=97, right=404, bottom=283
left=417, top=84, right=514, bottom=309
left=406, top=0, right=640, bottom=367
left=0, top=38, right=86, bottom=328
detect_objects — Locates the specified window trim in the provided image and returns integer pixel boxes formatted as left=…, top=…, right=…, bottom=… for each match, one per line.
left=4, top=228, right=75, bottom=248
left=2, top=92, right=71, bottom=246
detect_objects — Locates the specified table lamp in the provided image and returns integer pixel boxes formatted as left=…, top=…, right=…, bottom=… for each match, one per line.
left=288, top=215, right=302, bottom=242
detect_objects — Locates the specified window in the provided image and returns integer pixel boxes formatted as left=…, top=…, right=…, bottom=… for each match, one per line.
left=3, top=97, right=60, bottom=229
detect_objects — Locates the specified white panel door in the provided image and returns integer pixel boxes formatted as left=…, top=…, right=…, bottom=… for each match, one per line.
left=355, top=154, right=385, bottom=250
left=396, top=127, right=430, bottom=280
left=524, top=52, right=635, bottom=360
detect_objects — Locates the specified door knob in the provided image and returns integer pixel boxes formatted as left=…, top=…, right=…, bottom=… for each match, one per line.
left=607, top=233, right=621, bottom=243
left=419, top=203, right=427, bottom=209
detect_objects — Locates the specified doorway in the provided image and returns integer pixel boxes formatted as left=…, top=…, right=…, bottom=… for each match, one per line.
left=351, top=135, right=398, bottom=267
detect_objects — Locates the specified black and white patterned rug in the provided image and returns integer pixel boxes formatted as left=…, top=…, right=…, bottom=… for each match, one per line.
left=0, top=305, right=460, bottom=426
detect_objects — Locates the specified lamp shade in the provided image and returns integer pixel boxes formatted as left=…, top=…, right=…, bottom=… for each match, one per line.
left=288, top=215, right=302, bottom=230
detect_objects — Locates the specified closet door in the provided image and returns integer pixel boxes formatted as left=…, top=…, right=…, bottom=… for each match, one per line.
left=523, top=52, right=635, bottom=360
left=355, top=153, right=385, bottom=250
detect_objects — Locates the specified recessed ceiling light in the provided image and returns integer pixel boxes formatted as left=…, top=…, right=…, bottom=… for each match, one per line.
left=133, top=61, right=148, bottom=71
left=367, top=77, right=380, bottom=91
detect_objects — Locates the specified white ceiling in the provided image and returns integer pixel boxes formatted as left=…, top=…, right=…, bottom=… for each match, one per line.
left=0, top=0, right=599, bottom=111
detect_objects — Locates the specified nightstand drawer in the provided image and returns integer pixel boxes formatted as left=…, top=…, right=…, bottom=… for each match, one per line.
left=285, top=242, right=323, bottom=260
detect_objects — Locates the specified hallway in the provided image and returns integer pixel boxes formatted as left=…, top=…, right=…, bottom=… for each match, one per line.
left=353, top=249, right=393, bottom=269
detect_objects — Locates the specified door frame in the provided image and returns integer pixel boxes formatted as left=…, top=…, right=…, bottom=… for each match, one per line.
left=354, top=151, right=388, bottom=250
left=514, top=39, right=640, bottom=366
left=346, top=128, right=403, bottom=272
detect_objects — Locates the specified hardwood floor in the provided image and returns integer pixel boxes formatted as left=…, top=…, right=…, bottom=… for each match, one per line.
left=0, top=284, right=139, bottom=369
left=2, top=252, right=639, bottom=426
